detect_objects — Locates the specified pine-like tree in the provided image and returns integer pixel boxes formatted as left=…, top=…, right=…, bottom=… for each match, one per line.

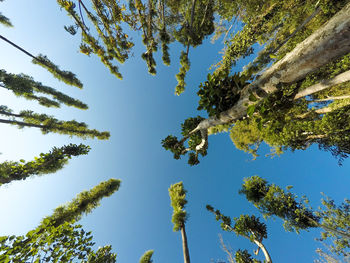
left=169, top=181, right=191, bottom=263
left=0, top=178, right=121, bottom=262
left=240, top=176, right=350, bottom=255
left=207, top=205, right=272, bottom=263
left=0, top=144, right=90, bottom=185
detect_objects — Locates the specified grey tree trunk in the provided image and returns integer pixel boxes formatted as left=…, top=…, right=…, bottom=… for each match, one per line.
left=253, top=239, right=272, bottom=263
left=294, top=70, right=350, bottom=99
left=196, top=2, right=350, bottom=132
left=181, top=224, right=191, bottom=263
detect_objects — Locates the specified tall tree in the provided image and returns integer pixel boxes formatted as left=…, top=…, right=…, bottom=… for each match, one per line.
left=207, top=205, right=272, bottom=263
left=0, top=34, right=83, bottom=88
left=240, top=176, right=350, bottom=255
left=163, top=1, right=350, bottom=165
left=0, top=144, right=90, bottom=185
left=0, top=69, right=87, bottom=109
left=0, top=178, right=120, bottom=262
left=169, top=181, right=191, bottom=263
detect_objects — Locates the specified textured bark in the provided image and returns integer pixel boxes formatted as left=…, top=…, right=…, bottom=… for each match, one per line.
left=197, top=2, right=350, bottom=131
left=181, top=225, right=191, bottom=263
left=294, top=70, right=350, bottom=99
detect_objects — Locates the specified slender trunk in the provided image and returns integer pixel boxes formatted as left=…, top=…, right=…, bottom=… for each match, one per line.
left=294, top=70, right=350, bottom=99
left=0, top=118, right=47, bottom=129
left=272, top=6, right=322, bottom=54
left=180, top=224, right=191, bottom=263
left=313, top=95, right=350, bottom=102
left=253, top=239, right=272, bottom=263
left=196, top=2, right=350, bottom=131
left=0, top=34, right=38, bottom=61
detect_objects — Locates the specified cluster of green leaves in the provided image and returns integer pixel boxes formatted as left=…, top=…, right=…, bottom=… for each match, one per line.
left=162, top=116, right=206, bottom=165
left=0, top=178, right=122, bottom=262
left=0, top=107, right=110, bottom=139
left=0, top=144, right=90, bottom=185
left=240, top=175, right=318, bottom=232
left=169, top=182, right=188, bottom=231
left=32, top=54, right=83, bottom=88
left=240, top=176, right=350, bottom=255
left=235, top=249, right=261, bottom=263
left=42, top=178, right=120, bottom=227
left=175, top=51, right=190, bottom=95
left=57, top=0, right=134, bottom=79
left=197, top=72, right=246, bottom=116
left=316, top=197, right=350, bottom=255
left=0, top=69, right=88, bottom=109
left=139, top=250, right=154, bottom=263
left=0, top=223, right=97, bottom=263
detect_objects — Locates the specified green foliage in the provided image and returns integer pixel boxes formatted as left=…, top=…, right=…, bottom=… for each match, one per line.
left=0, top=69, right=88, bottom=109
left=32, top=54, right=83, bottom=89
left=197, top=72, right=245, bottom=117
left=0, top=13, right=12, bottom=27
left=175, top=51, right=191, bottom=95
left=0, top=144, right=90, bottom=185
left=240, top=175, right=318, bottom=233
left=162, top=116, right=206, bottom=165
left=85, top=245, right=117, bottom=263
left=0, top=223, right=118, bottom=262
left=240, top=176, right=350, bottom=255
left=41, top=178, right=121, bottom=227
left=0, top=108, right=110, bottom=140
left=316, top=196, right=350, bottom=255
left=169, top=181, right=188, bottom=231
left=206, top=205, right=267, bottom=243
left=139, top=250, right=154, bottom=263
left=57, top=0, right=134, bottom=79
left=0, top=223, right=98, bottom=263
left=235, top=249, right=261, bottom=263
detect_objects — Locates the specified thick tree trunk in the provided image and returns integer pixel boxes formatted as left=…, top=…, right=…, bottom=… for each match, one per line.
left=181, top=225, right=191, bottom=263
left=197, top=2, right=350, bottom=131
left=253, top=239, right=272, bottom=263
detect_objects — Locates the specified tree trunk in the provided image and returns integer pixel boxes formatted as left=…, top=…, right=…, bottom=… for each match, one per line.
left=294, top=70, right=350, bottom=99
left=196, top=2, right=350, bottom=131
left=181, top=224, right=191, bottom=263
left=253, top=239, right=272, bottom=263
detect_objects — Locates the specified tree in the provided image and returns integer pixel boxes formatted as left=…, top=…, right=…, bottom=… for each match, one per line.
left=0, top=34, right=83, bottom=88
left=239, top=176, right=350, bottom=255
left=163, top=1, right=350, bottom=165
left=169, top=181, right=191, bottom=263
left=206, top=205, right=272, bottom=263
left=0, top=144, right=90, bottom=185
left=0, top=178, right=120, bottom=262
left=56, top=0, right=215, bottom=94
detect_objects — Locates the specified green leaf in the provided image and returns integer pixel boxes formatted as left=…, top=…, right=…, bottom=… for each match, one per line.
left=247, top=105, right=255, bottom=117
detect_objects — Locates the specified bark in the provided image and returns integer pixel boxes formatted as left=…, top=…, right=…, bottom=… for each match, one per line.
left=195, top=2, right=350, bottom=135
left=294, top=70, right=350, bottom=99
left=253, top=239, right=272, bottom=263
left=181, top=224, right=191, bottom=263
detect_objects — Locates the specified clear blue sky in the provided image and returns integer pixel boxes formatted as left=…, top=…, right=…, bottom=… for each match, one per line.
left=1, top=1, right=350, bottom=262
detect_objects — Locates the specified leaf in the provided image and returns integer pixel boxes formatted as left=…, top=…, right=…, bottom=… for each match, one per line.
left=247, top=105, right=255, bottom=117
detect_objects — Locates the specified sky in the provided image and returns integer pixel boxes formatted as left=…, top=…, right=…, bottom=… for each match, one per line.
left=1, top=1, right=350, bottom=262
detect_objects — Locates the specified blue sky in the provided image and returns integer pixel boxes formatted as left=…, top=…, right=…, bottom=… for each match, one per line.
left=1, top=1, right=350, bottom=262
